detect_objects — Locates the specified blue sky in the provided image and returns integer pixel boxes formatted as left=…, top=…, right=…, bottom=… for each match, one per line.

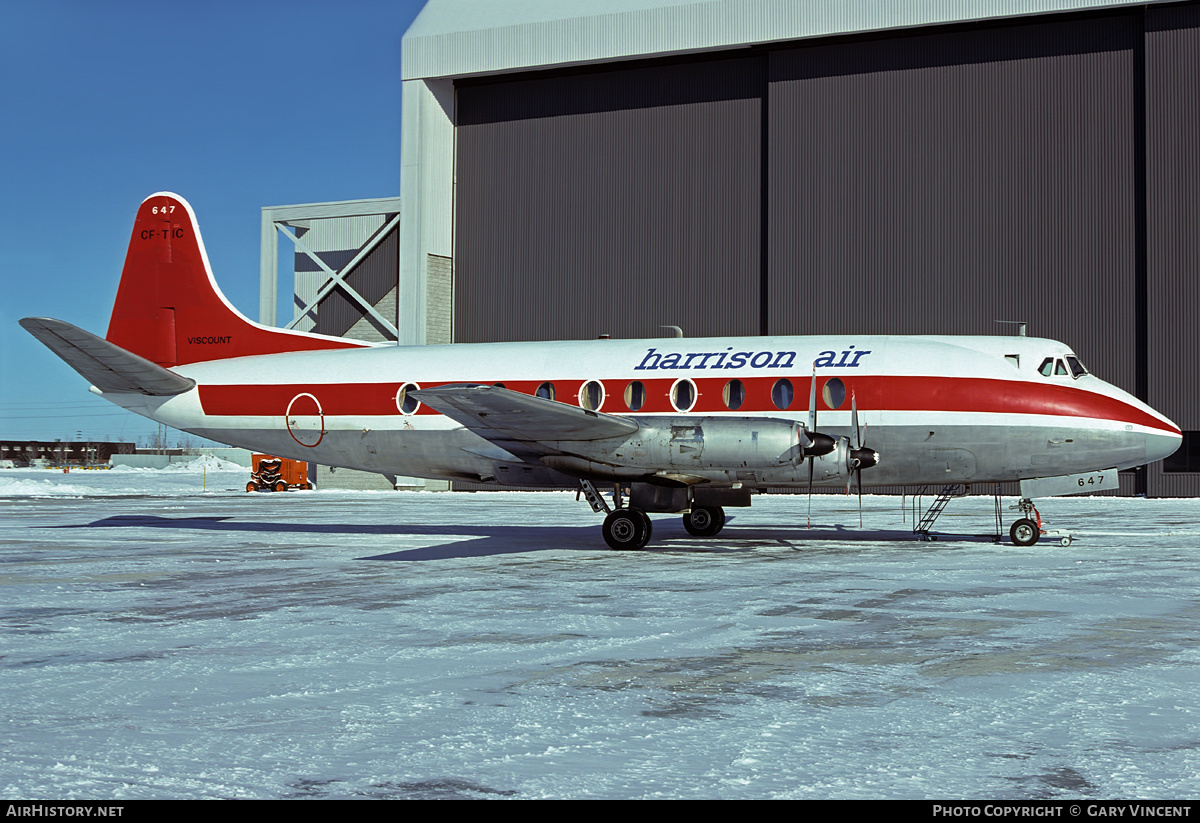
left=1, top=0, right=428, bottom=445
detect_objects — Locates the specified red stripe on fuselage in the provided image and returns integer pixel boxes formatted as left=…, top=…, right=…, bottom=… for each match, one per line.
left=196, top=375, right=1175, bottom=434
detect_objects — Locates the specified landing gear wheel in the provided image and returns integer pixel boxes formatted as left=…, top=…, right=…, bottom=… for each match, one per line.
left=635, top=509, right=653, bottom=544
left=1010, top=518, right=1040, bottom=546
left=603, top=508, right=651, bottom=550
left=683, top=505, right=726, bottom=537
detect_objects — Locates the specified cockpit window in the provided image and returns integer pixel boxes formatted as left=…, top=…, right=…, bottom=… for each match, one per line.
left=1038, top=355, right=1089, bottom=379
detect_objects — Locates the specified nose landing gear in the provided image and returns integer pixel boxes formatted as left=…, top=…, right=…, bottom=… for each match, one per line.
left=1009, top=498, right=1073, bottom=547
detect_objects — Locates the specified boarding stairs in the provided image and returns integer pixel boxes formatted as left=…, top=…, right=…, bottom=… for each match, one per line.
left=911, top=484, right=968, bottom=541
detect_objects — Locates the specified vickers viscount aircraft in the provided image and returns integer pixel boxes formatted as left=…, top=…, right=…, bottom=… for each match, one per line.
left=21, top=193, right=1182, bottom=550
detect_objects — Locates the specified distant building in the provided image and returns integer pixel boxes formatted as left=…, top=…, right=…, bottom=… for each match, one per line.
left=0, top=440, right=135, bottom=467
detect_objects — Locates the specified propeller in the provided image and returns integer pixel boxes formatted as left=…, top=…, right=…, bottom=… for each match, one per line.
left=803, top=365, right=835, bottom=527
left=846, top=390, right=880, bottom=526
left=801, top=370, right=880, bottom=529
left=806, top=367, right=816, bottom=528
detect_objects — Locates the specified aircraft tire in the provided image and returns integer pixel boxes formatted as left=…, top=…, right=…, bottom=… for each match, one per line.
left=636, top=509, right=653, bottom=545
left=603, top=508, right=650, bottom=550
left=1010, top=518, right=1040, bottom=546
left=683, top=505, right=725, bottom=537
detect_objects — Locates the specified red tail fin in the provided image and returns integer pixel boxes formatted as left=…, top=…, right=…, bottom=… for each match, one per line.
left=105, top=192, right=372, bottom=366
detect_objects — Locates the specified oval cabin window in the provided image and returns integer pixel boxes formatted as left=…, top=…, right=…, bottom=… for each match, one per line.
left=771, top=378, right=794, bottom=410
left=579, top=380, right=604, bottom=411
left=723, top=379, right=745, bottom=410
left=671, top=379, right=697, bottom=412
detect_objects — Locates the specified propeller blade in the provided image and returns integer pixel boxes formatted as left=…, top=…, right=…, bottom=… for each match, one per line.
left=851, top=391, right=863, bottom=526
left=808, top=364, right=818, bottom=436
left=855, top=465, right=863, bottom=527
left=806, top=363, right=817, bottom=528
left=851, top=390, right=861, bottom=450
left=807, top=453, right=814, bottom=528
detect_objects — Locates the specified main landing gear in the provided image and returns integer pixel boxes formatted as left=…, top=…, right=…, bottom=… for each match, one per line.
left=602, top=508, right=653, bottom=550
left=581, top=480, right=726, bottom=550
left=682, top=505, right=725, bottom=538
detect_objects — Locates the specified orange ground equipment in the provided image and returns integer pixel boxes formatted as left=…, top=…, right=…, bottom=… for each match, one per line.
left=246, top=454, right=311, bottom=492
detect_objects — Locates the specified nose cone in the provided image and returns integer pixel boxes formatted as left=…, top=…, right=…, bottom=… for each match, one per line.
left=1125, top=399, right=1182, bottom=466
left=1126, top=395, right=1182, bottom=464
left=1146, top=427, right=1183, bottom=465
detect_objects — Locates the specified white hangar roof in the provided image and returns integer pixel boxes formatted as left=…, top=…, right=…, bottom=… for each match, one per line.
left=402, top=0, right=1168, bottom=80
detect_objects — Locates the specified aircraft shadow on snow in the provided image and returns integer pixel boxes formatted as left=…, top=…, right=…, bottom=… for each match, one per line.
left=54, top=514, right=999, bottom=561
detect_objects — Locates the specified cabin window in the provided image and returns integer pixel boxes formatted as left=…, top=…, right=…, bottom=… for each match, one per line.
left=578, top=380, right=604, bottom=411
left=722, top=379, right=745, bottom=410
left=624, top=381, right=645, bottom=411
left=822, top=377, right=846, bottom=410
left=771, top=378, right=794, bottom=410
left=395, top=383, right=420, bottom=415
left=1005, top=354, right=1020, bottom=368
left=535, top=381, right=556, bottom=401
left=671, top=378, right=697, bottom=412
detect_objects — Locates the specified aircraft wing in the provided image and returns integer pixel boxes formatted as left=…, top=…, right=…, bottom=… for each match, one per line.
left=410, top=384, right=639, bottom=456
left=20, top=317, right=196, bottom=396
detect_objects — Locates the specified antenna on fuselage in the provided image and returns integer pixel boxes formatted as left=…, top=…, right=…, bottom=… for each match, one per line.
left=995, top=320, right=1027, bottom=337
left=660, top=325, right=683, bottom=338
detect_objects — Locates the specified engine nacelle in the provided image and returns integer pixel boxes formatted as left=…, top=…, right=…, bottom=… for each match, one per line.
left=539, top=416, right=879, bottom=486
left=543, top=416, right=804, bottom=476
left=618, top=416, right=806, bottom=472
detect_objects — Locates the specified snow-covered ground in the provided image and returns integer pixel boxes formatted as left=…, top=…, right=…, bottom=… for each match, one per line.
left=2, top=464, right=1198, bottom=799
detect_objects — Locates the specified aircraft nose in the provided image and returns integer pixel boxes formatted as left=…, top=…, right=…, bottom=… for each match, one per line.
left=1103, top=381, right=1181, bottom=467
left=1145, top=427, right=1183, bottom=465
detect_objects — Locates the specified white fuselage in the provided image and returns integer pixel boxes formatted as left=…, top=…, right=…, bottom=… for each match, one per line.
left=96, top=334, right=1182, bottom=489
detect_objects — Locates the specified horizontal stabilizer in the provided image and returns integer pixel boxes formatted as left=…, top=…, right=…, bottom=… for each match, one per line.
left=411, top=384, right=640, bottom=443
left=20, top=317, right=196, bottom=396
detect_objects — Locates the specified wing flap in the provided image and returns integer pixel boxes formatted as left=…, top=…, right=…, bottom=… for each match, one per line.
left=410, top=384, right=639, bottom=446
left=20, top=317, right=196, bottom=396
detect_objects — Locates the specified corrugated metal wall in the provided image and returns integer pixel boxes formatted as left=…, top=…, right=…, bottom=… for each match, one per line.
left=453, top=4, right=1200, bottom=496
left=455, top=56, right=764, bottom=342
left=1146, top=3, right=1200, bottom=497
left=768, top=14, right=1137, bottom=397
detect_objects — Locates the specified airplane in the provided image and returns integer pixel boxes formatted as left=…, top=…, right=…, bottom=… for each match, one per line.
left=21, top=192, right=1183, bottom=550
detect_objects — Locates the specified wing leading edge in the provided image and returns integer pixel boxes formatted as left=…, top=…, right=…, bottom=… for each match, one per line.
left=409, top=384, right=640, bottom=458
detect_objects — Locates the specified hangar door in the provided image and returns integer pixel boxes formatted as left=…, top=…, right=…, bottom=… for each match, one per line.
left=455, top=57, right=764, bottom=343
left=767, top=13, right=1139, bottom=393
